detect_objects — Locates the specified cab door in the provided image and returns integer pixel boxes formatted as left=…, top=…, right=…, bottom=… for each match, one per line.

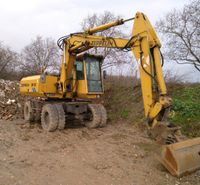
left=85, top=56, right=103, bottom=93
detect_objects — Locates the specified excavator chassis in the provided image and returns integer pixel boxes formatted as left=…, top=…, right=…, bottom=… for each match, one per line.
left=23, top=99, right=107, bottom=131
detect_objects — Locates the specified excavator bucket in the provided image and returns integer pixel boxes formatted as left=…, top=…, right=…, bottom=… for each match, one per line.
left=160, top=137, right=200, bottom=177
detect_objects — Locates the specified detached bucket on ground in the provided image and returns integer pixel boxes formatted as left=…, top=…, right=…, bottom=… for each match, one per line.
left=160, top=137, right=200, bottom=177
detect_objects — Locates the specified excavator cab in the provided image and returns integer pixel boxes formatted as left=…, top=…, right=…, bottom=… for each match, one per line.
left=74, top=53, right=104, bottom=98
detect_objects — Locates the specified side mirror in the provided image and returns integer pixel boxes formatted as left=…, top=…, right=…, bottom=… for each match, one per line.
left=103, top=70, right=107, bottom=80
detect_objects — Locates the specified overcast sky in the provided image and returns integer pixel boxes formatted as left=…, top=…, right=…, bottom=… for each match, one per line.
left=0, top=0, right=199, bottom=81
left=0, top=0, right=191, bottom=51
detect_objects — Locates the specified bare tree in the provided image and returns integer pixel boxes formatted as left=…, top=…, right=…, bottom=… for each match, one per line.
left=156, top=0, right=200, bottom=72
left=164, top=69, right=185, bottom=84
left=0, top=42, right=18, bottom=79
left=81, top=11, right=134, bottom=69
left=20, top=36, right=59, bottom=75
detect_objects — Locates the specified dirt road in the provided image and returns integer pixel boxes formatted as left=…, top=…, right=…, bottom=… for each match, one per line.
left=0, top=120, right=199, bottom=185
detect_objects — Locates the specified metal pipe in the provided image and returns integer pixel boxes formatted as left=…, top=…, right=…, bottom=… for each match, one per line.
left=85, top=17, right=134, bottom=35
left=85, top=19, right=124, bottom=34
left=123, top=17, right=135, bottom=23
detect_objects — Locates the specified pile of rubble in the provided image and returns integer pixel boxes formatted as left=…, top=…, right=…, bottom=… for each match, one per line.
left=0, top=79, right=24, bottom=120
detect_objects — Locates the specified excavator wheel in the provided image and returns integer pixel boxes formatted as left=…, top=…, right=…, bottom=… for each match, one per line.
left=55, top=104, right=66, bottom=130
left=33, top=101, right=42, bottom=122
left=85, top=104, right=101, bottom=128
left=24, top=101, right=34, bottom=122
left=41, top=104, right=58, bottom=132
left=99, top=104, right=107, bottom=127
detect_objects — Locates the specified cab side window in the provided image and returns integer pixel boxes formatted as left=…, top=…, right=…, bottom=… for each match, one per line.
left=76, top=61, right=84, bottom=80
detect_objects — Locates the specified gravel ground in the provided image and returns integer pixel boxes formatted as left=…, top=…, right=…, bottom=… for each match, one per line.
left=0, top=120, right=199, bottom=185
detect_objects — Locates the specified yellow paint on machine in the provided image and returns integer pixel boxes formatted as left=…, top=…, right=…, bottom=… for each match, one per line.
left=20, top=75, right=58, bottom=97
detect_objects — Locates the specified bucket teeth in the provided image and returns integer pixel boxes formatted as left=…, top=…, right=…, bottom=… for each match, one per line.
left=147, top=122, right=180, bottom=144
left=165, top=134, right=177, bottom=145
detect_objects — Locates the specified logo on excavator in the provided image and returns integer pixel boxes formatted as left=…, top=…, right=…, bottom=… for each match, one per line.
left=32, top=87, right=36, bottom=92
left=91, top=40, right=114, bottom=47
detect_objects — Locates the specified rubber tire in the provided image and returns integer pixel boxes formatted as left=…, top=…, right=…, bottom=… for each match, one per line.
left=99, top=105, right=107, bottom=127
left=33, top=101, right=42, bottom=122
left=41, top=104, right=58, bottom=132
left=85, top=104, right=101, bottom=129
left=24, top=101, right=34, bottom=122
left=55, top=104, right=66, bottom=130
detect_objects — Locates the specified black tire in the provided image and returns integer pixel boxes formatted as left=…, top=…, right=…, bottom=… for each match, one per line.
left=33, top=101, right=42, bottom=122
left=41, top=104, right=58, bottom=132
left=99, top=105, right=107, bottom=127
left=85, top=104, right=101, bottom=128
left=24, top=101, right=34, bottom=122
left=55, top=104, right=66, bottom=130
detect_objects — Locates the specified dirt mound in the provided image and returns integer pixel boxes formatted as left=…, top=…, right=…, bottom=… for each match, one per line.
left=0, top=79, right=23, bottom=120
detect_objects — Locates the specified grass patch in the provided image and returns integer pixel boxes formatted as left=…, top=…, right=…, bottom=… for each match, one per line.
left=102, top=76, right=143, bottom=124
left=102, top=76, right=200, bottom=137
left=120, top=110, right=129, bottom=119
left=169, top=84, right=200, bottom=137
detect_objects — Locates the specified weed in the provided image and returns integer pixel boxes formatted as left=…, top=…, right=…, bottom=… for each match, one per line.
left=120, top=110, right=129, bottom=119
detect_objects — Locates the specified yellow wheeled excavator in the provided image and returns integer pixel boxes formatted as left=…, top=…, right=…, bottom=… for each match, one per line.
left=20, top=12, right=200, bottom=177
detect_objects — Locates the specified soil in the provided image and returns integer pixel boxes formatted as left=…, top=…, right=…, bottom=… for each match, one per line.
left=0, top=120, right=199, bottom=185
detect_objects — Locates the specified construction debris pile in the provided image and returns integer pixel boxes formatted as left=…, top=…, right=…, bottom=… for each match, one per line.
left=0, top=79, right=23, bottom=120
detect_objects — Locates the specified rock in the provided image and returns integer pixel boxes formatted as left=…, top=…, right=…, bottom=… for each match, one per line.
left=0, top=90, right=5, bottom=97
left=17, top=103, right=22, bottom=108
left=6, top=99, right=16, bottom=105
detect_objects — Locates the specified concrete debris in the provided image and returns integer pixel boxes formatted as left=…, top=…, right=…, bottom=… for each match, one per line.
left=6, top=99, right=16, bottom=105
left=0, top=90, right=5, bottom=97
left=0, top=79, right=23, bottom=120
